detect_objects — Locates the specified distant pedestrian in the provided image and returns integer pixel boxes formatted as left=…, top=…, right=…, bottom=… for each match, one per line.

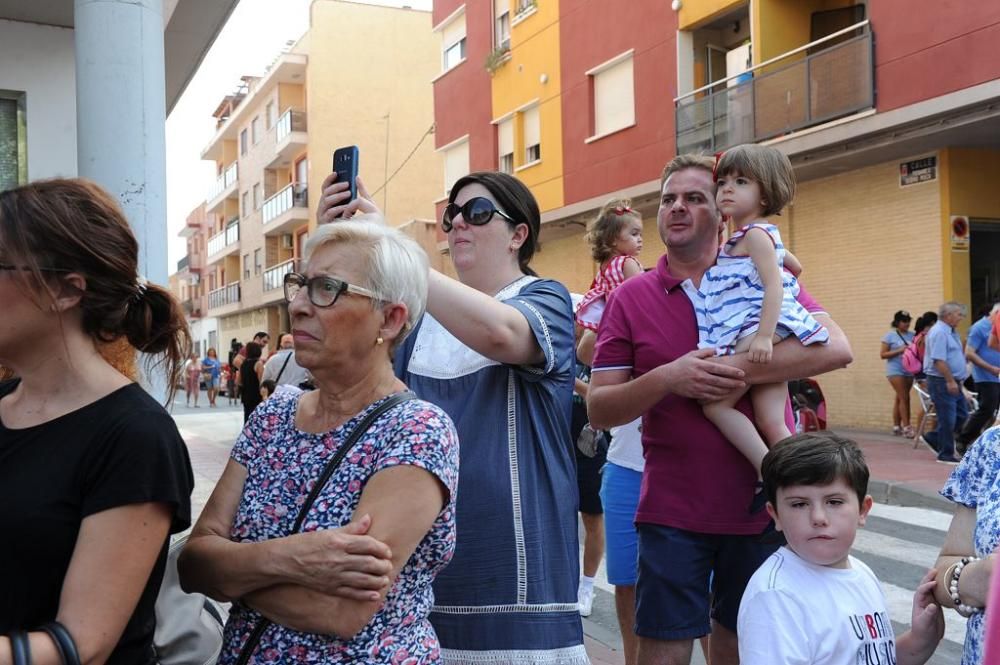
left=920, top=301, right=968, bottom=463
left=226, top=339, right=242, bottom=404
left=233, top=331, right=269, bottom=371
left=261, top=332, right=310, bottom=389
left=0, top=177, right=194, bottom=662
left=956, top=303, right=1000, bottom=455
left=202, top=347, right=222, bottom=407
left=184, top=351, right=202, bottom=407
left=881, top=310, right=915, bottom=437
left=239, top=341, right=264, bottom=422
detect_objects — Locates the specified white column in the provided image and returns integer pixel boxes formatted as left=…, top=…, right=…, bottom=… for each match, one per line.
left=74, top=0, right=169, bottom=401
left=74, top=0, right=167, bottom=287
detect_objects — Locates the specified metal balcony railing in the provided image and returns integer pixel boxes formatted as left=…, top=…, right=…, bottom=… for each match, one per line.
left=208, top=282, right=241, bottom=309
left=275, top=109, right=307, bottom=143
left=263, top=258, right=296, bottom=292
left=674, top=21, right=873, bottom=155
left=207, top=161, right=239, bottom=201
left=262, top=183, right=308, bottom=225
left=207, top=219, right=240, bottom=256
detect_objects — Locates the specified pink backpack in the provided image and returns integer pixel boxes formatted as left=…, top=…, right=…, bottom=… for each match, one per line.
left=901, top=332, right=926, bottom=375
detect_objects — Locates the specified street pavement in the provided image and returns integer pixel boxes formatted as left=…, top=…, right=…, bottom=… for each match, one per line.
left=169, top=399, right=968, bottom=664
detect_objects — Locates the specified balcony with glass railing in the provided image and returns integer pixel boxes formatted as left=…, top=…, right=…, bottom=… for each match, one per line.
left=262, top=183, right=309, bottom=236
left=207, top=282, right=241, bottom=313
left=266, top=109, right=308, bottom=169
left=674, top=21, right=874, bottom=155
left=206, top=161, right=239, bottom=213
left=262, top=258, right=297, bottom=303
left=207, top=218, right=240, bottom=261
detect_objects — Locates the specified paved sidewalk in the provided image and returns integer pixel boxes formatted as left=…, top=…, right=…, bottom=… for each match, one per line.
left=838, top=427, right=957, bottom=512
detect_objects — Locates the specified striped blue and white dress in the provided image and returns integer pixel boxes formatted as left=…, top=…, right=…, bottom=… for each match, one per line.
left=682, top=222, right=828, bottom=355
left=394, top=275, right=588, bottom=665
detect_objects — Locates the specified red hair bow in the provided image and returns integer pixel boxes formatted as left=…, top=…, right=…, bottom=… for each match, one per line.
left=615, top=205, right=632, bottom=215
left=712, top=150, right=725, bottom=181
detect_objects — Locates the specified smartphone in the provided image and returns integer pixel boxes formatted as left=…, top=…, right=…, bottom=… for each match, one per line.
left=332, top=146, right=359, bottom=206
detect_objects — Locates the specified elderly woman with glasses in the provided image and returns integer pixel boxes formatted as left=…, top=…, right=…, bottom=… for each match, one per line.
left=317, top=172, right=585, bottom=664
left=179, top=219, right=459, bottom=664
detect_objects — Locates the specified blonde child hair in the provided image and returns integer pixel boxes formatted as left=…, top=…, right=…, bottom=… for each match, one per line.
left=585, top=198, right=642, bottom=263
left=714, top=144, right=795, bottom=217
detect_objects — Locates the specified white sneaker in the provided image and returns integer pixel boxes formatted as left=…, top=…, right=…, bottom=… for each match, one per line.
left=577, top=584, right=594, bottom=617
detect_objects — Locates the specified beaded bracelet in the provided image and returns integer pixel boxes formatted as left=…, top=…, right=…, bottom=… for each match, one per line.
left=949, top=555, right=980, bottom=617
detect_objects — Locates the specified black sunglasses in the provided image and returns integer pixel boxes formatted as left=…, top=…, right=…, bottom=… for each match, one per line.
left=283, top=271, right=376, bottom=308
left=442, top=197, right=516, bottom=233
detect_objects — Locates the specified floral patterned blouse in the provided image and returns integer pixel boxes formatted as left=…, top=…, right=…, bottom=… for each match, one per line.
left=219, top=391, right=460, bottom=664
left=941, top=425, right=1000, bottom=665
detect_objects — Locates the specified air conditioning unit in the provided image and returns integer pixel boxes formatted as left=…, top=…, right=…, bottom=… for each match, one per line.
left=281, top=233, right=294, bottom=249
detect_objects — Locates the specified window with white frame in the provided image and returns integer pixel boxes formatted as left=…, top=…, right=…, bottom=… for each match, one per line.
left=243, top=253, right=250, bottom=279
left=251, top=115, right=262, bottom=144
left=253, top=183, right=262, bottom=210
left=265, top=102, right=276, bottom=130
left=441, top=11, right=467, bottom=72
left=515, top=0, right=536, bottom=16
left=590, top=52, right=635, bottom=139
left=497, top=118, right=514, bottom=174
left=254, top=248, right=262, bottom=275
left=523, top=106, right=541, bottom=164
left=495, top=0, right=510, bottom=50
left=240, top=128, right=248, bottom=155
left=442, top=138, right=470, bottom=194
left=241, top=191, right=250, bottom=218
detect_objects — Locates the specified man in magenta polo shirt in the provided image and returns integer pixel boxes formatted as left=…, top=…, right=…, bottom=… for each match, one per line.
left=588, top=154, right=853, bottom=665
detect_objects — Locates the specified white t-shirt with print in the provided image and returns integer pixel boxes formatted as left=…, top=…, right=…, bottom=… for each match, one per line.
left=738, top=546, right=896, bottom=665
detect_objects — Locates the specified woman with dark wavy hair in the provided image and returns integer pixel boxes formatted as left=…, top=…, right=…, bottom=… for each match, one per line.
left=318, top=171, right=585, bottom=664
left=0, top=178, right=194, bottom=665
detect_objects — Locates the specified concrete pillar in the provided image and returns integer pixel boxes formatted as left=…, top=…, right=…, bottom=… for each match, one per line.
left=74, top=0, right=167, bottom=287
left=74, top=0, right=169, bottom=400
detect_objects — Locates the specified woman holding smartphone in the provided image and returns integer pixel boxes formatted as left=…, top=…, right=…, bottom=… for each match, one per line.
left=318, top=171, right=587, bottom=664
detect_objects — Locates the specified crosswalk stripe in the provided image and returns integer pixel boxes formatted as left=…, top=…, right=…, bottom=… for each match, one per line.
left=852, top=528, right=941, bottom=569
left=870, top=502, right=953, bottom=532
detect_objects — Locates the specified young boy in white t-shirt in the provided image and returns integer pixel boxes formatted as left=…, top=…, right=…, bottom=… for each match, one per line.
left=738, top=433, right=945, bottom=665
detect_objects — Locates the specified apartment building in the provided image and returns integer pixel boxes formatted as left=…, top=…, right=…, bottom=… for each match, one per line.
left=192, top=0, right=443, bottom=350
left=431, top=0, right=1000, bottom=428
left=175, top=203, right=217, bottom=356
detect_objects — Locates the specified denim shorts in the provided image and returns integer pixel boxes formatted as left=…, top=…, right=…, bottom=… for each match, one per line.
left=635, top=523, right=778, bottom=639
left=599, top=462, right=642, bottom=586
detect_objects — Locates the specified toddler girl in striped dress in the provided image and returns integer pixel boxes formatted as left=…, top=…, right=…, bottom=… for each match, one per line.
left=575, top=198, right=644, bottom=332
left=681, top=144, right=829, bottom=512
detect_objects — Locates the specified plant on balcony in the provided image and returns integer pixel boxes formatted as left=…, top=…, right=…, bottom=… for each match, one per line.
left=485, top=46, right=511, bottom=75
left=514, top=0, right=537, bottom=18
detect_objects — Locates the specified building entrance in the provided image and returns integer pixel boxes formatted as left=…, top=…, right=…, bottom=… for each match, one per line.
left=970, top=219, right=1000, bottom=315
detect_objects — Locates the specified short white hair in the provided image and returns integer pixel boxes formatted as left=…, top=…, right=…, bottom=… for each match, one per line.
left=305, top=215, right=429, bottom=349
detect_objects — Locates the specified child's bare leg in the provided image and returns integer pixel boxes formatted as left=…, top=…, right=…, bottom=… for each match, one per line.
left=701, top=385, right=768, bottom=475
left=749, top=381, right=792, bottom=445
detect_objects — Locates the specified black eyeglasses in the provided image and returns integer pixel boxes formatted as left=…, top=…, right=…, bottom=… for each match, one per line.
left=0, top=264, right=70, bottom=273
left=283, top=271, right=376, bottom=308
left=441, top=197, right=516, bottom=233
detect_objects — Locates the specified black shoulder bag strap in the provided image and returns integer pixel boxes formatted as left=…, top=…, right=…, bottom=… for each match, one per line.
left=273, top=351, right=294, bottom=386
left=234, top=390, right=416, bottom=664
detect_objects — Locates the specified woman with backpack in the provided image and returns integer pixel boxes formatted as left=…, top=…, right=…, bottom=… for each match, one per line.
left=881, top=310, right=916, bottom=437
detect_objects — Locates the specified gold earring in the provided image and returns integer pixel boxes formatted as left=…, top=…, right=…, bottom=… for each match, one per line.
left=376, top=336, right=384, bottom=346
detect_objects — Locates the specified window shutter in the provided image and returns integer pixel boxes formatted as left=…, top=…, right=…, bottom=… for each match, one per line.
left=594, top=57, right=635, bottom=136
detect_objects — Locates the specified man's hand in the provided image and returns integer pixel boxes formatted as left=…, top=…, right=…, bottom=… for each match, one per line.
left=748, top=334, right=773, bottom=364
left=947, top=379, right=960, bottom=396
left=665, top=348, right=746, bottom=401
left=317, top=174, right=380, bottom=224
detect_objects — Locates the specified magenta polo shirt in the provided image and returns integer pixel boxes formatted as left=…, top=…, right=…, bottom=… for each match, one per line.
left=592, top=254, right=825, bottom=535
